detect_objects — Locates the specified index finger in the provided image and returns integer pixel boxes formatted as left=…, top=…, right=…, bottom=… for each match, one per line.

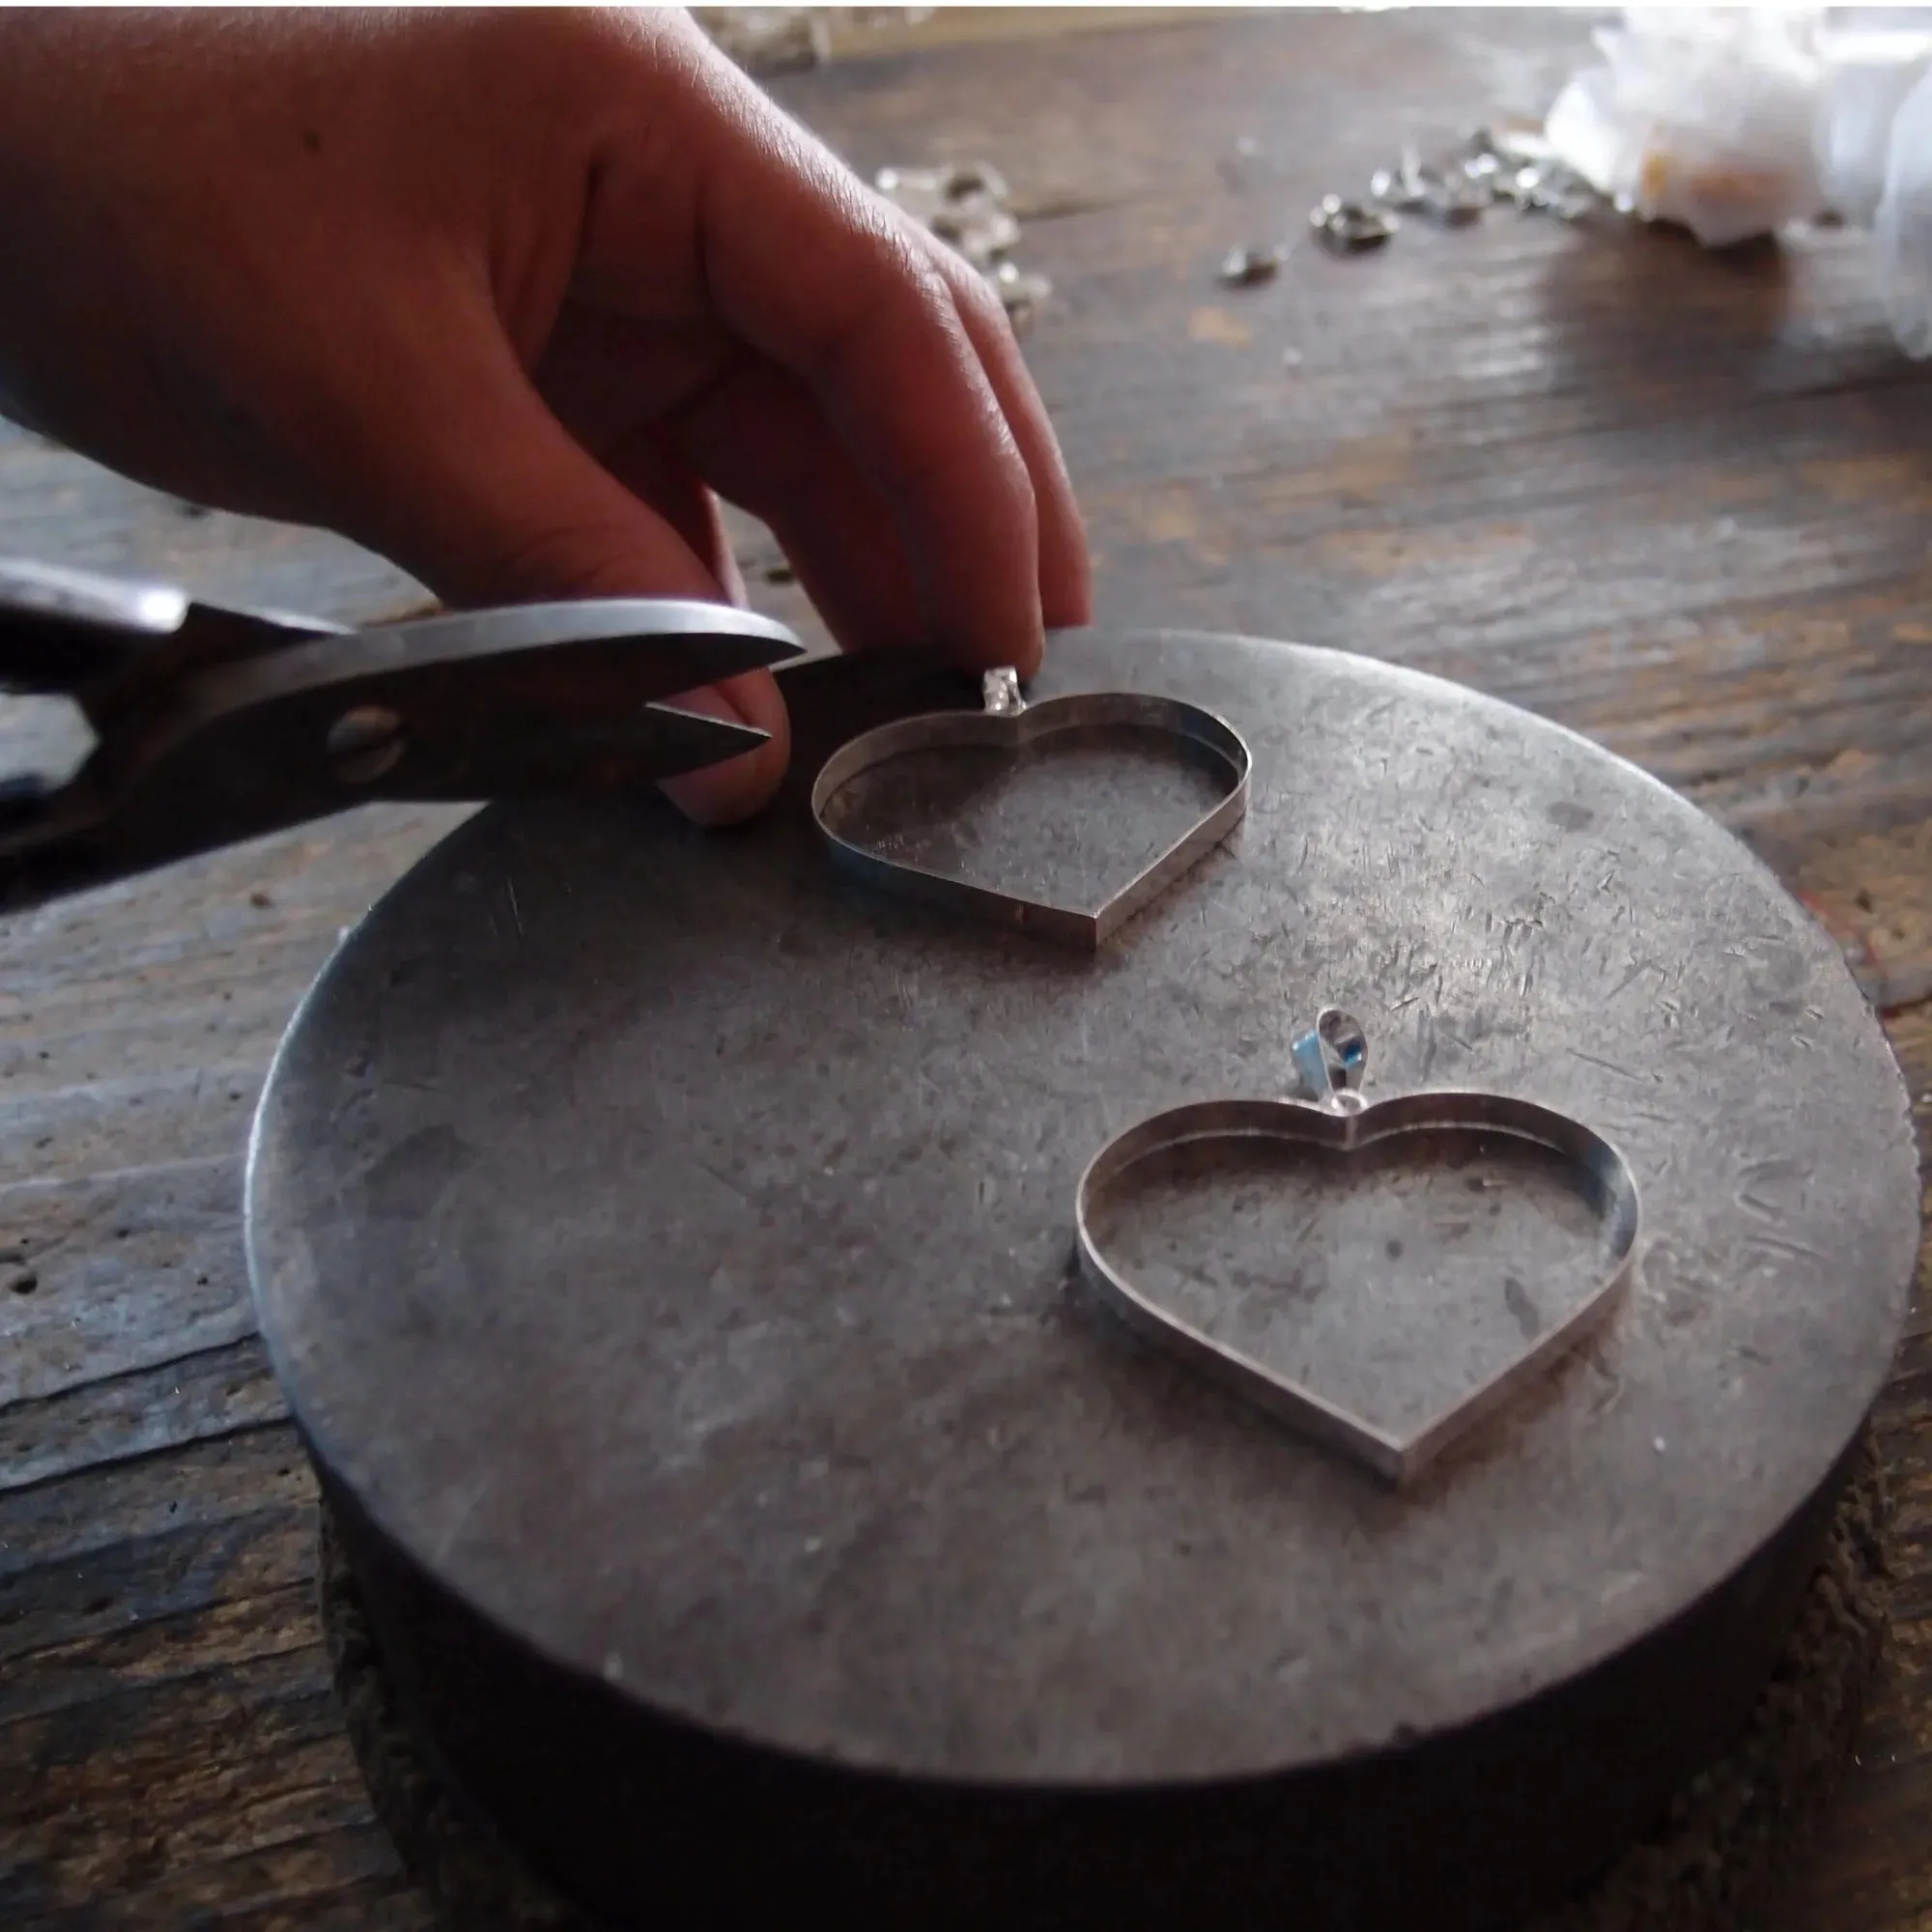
left=912, top=224, right=1092, bottom=633
left=683, top=52, right=1055, bottom=671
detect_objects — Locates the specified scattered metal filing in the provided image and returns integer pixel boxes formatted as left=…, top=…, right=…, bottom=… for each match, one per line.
left=880, top=163, right=1021, bottom=265
left=1368, top=145, right=1488, bottom=225
left=990, top=259, right=1054, bottom=316
left=693, top=8, right=829, bottom=74
left=695, top=8, right=935, bottom=77
left=1218, top=242, right=1286, bottom=287
left=1314, top=125, right=1601, bottom=257
left=1310, top=196, right=1397, bottom=254
left=875, top=162, right=1053, bottom=325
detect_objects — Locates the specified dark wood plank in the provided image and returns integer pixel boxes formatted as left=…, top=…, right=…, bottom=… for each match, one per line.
left=5, top=8, right=1932, bottom=1924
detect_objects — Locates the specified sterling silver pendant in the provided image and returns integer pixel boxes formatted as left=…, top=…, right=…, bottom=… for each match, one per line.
left=810, top=668, right=1250, bottom=950
left=1074, top=1010, right=1640, bottom=1486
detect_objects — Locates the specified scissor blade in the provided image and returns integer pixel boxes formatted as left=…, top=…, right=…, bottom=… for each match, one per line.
left=333, top=599, right=807, bottom=703
left=632, top=700, right=772, bottom=776
left=364, top=700, right=770, bottom=800
left=4, top=576, right=803, bottom=705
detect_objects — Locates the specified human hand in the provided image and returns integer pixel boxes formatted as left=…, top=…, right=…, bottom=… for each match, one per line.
left=0, top=7, right=1091, bottom=821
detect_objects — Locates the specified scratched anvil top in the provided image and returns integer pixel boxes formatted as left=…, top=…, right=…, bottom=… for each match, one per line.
left=13, top=10, right=1932, bottom=1920
left=247, top=628, right=1917, bottom=1783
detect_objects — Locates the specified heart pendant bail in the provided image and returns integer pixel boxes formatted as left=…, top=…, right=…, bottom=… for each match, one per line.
left=981, top=667, right=1026, bottom=717
left=1293, top=1007, right=1368, bottom=1113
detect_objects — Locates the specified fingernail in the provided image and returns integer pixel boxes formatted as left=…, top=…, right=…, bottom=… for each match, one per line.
left=1002, top=620, right=1046, bottom=681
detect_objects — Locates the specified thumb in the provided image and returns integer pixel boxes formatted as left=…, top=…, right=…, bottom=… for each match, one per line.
left=312, top=332, right=788, bottom=825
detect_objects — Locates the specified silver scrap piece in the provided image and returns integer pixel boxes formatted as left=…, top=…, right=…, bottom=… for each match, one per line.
left=931, top=203, right=1023, bottom=270
left=1370, top=143, right=1490, bottom=225
left=1312, top=195, right=1397, bottom=253
left=1469, top=123, right=1558, bottom=169
left=875, top=163, right=984, bottom=229
left=1423, top=169, right=1490, bottom=225
left=1326, top=124, right=1603, bottom=255
left=1497, top=163, right=1549, bottom=212
left=991, top=260, right=1053, bottom=326
left=693, top=7, right=831, bottom=75
left=1369, top=165, right=1427, bottom=212
left=696, top=7, right=936, bottom=75
left=1218, top=243, right=1285, bottom=288
left=1536, top=167, right=1601, bottom=221
left=1499, top=157, right=1599, bottom=219
left=1368, top=145, right=1433, bottom=213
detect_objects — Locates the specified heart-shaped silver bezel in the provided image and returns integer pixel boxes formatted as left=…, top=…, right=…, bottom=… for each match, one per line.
left=810, top=672, right=1250, bottom=950
left=1074, top=1088, right=1639, bottom=1486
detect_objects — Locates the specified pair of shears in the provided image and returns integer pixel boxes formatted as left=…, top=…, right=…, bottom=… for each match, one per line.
left=0, top=557, right=806, bottom=911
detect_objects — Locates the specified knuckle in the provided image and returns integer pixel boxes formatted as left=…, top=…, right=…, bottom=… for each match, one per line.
left=946, top=257, right=1012, bottom=340
left=852, top=203, right=948, bottom=300
left=466, top=520, right=646, bottom=608
left=472, top=5, right=682, bottom=99
left=874, top=241, right=970, bottom=354
left=816, top=179, right=941, bottom=299
left=510, top=4, right=644, bottom=59
left=800, top=196, right=963, bottom=364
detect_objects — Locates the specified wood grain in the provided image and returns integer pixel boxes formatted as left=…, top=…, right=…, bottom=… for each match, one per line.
left=4, top=9, right=1931, bottom=1925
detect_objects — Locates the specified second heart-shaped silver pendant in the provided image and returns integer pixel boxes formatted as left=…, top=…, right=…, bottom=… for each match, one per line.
left=810, top=668, right=1251, bottom=949
left=1075, top=1011, right=1640, bottom=1486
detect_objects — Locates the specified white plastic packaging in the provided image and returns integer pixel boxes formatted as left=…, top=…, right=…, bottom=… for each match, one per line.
left=1544, top=10, right=1831, bottom=246
left=1815, top=22, right=1932, bottom=223
left=1543, top=9, right=1932, bottom=355
left=1873, top=68, right=1932, bottom=353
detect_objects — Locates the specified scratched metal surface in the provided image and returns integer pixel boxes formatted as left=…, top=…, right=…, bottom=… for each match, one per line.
left=247, top=627, right=1917, bottom=1783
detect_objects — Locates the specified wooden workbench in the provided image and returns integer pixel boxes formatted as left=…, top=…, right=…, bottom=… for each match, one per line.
left=5, top=11, right=1931, bottom=1927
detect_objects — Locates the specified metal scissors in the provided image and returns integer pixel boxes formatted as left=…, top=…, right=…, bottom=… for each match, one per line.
left=0, top=557, right=805, bottom=911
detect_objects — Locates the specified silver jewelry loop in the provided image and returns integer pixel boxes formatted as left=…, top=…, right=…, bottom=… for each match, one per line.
left=1291, top=1006, right=1369, bottom=1110
left=1310, top=195, right=1396, bottom=253
left=981, top=667, right=1025, bottom=717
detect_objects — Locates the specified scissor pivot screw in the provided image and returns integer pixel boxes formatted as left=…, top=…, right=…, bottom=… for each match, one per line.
left=327, top=705, right=406, bottom=784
